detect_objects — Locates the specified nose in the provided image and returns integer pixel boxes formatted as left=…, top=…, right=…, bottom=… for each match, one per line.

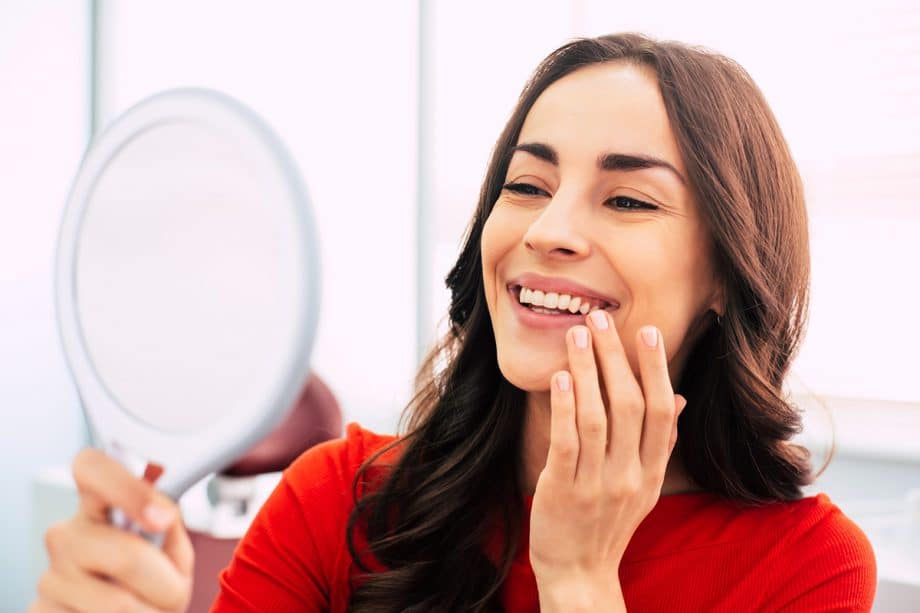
left=522, top=189, right=591, bottom=260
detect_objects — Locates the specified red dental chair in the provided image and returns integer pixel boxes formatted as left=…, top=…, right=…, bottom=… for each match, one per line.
left=185, top=373, right=343, bottom=612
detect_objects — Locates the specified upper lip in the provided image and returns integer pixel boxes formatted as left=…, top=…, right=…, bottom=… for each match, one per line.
left=506, top=273, right=620, bottom=308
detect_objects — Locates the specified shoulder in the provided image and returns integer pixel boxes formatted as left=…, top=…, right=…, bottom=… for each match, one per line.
left=769, top=493, right=875, bottom=565
left=213, top=423, right=399, bottom=610
left=761, top=493, right=877, bottom=610
left=283, top=421, right=399, bottom=495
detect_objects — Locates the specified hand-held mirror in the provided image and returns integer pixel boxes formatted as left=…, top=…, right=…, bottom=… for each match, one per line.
left=55, top=88, right=320, bottom=537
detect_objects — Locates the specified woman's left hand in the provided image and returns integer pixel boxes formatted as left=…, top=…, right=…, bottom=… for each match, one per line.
left=530, top=309, right=687, bottom=611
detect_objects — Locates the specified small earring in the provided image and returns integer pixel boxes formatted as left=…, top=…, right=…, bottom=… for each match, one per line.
left=716, top=314, right=723, bottom=326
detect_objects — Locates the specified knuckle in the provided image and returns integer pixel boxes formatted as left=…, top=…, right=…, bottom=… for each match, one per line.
left=573, top=488, right=599, bottom=511
left=44, top=521, right=70, bottom=557
left=35, top=570, right=55, bottom=598
left=555, top=440, right=578, bottom=461
left=110, top=547, right=141, bottom=582
left=649, top=401, right=675, bottom=421
left=608, top=474, right=641, bottom=499
left=620, top=397, right=645, bottom=418
left=72, top=447, right=103, bottom=482
left=582, top=418, right=606, bottom=438
left=163, top=580, right=192, bottom=611
left=103, top=592, right=140, bottom=613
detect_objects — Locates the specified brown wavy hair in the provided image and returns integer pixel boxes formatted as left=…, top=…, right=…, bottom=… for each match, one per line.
left=346, top=32, right=813, bottom=612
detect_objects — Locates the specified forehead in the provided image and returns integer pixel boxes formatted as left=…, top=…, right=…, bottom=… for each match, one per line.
left=517, top=62, right=686, bottom=174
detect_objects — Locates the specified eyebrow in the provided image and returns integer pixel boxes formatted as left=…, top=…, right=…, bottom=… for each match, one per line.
left=510, top=142, right=686, bottom=185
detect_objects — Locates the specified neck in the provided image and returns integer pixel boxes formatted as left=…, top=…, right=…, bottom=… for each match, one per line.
left=519, top=389, right=701, bottom=496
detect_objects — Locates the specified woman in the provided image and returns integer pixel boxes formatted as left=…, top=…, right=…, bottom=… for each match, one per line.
left=33, top=33, right=875, bottom=612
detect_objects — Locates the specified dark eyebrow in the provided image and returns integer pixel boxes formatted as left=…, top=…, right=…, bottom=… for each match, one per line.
left=511, top=142, right=686, bottom=185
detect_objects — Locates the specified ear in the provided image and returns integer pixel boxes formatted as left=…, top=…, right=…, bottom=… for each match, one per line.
left=708, top=283, right=725, bottom=318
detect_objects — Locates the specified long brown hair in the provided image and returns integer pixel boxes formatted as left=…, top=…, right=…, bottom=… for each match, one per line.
left=346, top=32, right=812, bottom=612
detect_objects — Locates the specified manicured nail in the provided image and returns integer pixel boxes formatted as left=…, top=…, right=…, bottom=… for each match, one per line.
left=641, top=326, right=658, bottom=348
left=573, top=327, right=589, bottom=349
left=556, top=372, right=571, bottom=392
left=143, top=504, right=173, bottom=530
left=589, top=309, right=608, bottom=330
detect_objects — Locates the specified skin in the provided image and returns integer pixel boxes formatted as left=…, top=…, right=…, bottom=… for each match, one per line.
left=480, top=61, right=724, bottom=610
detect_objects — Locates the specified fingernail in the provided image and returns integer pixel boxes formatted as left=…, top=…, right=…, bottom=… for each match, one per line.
left=641, top=326, right=658, bottom=348
left=143, top=504, right=173, bottom=530
left=589, top=310, right=608, bottom=330
left=556, top=372, right=571, bottom=392
left=573, top=327, right=589, bottom=349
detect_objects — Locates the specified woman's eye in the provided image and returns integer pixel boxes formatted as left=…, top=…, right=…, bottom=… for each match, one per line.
left=607, top=195, right=657, bottom=211
left=502, top=182, right=549, bottom=197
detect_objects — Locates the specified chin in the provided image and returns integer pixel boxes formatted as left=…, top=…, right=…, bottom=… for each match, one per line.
left=495, top=345, right=564, bottom=392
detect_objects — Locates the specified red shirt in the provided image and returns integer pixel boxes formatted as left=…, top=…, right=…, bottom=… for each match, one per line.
left=213, top=423, right=876, bottom=611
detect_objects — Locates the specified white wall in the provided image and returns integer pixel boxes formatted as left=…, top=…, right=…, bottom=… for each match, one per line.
left=97, top=1, right=419, bottom=434
left=0, top=3, right=89, bottom=610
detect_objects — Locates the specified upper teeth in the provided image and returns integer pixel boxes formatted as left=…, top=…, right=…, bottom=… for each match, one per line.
left=518, top=286, right=606, bottom=315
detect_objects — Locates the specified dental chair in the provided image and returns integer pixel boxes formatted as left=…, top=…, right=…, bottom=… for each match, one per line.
left=185, top=373, right=343, bottom=612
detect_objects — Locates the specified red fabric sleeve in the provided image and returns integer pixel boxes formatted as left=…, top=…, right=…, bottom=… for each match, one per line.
left=767, top=494, right=877, bottom=612
left=210, top=424, right=376, bottom=612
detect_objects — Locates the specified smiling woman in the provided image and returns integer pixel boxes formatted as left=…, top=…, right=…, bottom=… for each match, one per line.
left=33, top=32, right=876, bottom=613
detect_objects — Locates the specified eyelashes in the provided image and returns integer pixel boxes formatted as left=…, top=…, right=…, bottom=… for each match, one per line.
left=501, top=182, right=658, bottom=211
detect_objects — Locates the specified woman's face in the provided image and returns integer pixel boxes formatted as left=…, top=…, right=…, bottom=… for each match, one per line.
left=481, top=61, right=722, bottom=392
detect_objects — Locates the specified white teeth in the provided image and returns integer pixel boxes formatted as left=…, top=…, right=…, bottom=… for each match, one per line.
left=517, top=285, right=610, bottom=315
left=567, top=296, right=581, bottom=313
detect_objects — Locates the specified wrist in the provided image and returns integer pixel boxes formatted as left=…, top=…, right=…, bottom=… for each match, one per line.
left=536, top=573, right=625, bottom=613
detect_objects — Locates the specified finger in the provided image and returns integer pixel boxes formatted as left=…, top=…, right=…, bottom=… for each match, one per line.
left=585, top=310, right=644, bottom=464
left=545, top=370, right=578, bottom=481
left=668, top=395, right=687, bottom=454
left=27, top=596, right=75, bottom=613
left=161, top=506, right=195, bottom=578
left=36, top=569, right=160, bottom=613
left=635, top=325, right=677, bottom=475
left=56, top=519, right=190, bottom=610
left=566, top=325, right=607, bottom=485
left=73, top=448, right=176, bottom=533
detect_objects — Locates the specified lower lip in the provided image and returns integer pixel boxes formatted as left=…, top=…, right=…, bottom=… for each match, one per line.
left=507, top=286, right=615, bottom=330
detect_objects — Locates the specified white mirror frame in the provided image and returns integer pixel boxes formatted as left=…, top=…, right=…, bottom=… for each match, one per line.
left=55, top=88, right=321, bottom=499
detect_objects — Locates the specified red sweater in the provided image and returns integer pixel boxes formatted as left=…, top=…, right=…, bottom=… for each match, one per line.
left=213, top=423, right=876, bottom=611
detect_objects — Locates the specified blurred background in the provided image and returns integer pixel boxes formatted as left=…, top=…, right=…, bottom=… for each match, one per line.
left=2, top=0, right=918, bottom=610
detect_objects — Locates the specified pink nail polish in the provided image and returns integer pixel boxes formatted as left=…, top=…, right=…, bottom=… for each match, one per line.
left=641, top=326, right=658, bottom=348
left=573, top=327, right=589, bottom=348
left=556, top=372, right=571, bottom=392
left=589, top=310, right=608, bottom=330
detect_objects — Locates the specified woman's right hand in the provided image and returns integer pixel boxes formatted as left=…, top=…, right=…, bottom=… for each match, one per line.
left=30, top=448, right=194, bottom=612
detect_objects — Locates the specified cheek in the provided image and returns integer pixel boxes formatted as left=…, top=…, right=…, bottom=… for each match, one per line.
left=480, top=207, right=518, bottom=306
left=615, top=231, right=713, bottom=362
left=480, top=215, right=499, bottom=309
